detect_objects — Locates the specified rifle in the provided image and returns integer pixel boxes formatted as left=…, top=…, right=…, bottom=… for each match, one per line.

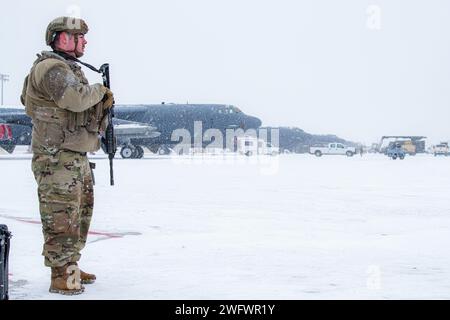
left=99, top=64, right=117, bottom=186
left=51, top=52, right=117, bottom=185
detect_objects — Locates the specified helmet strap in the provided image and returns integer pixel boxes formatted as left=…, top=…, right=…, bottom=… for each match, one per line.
left=52, top=50, right=101, bottom=74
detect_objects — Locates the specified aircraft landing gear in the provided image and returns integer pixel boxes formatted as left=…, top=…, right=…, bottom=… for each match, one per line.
left=120, top=145, right=134, bottom=159
left=120, top=144, right=145, bottom=159
left=148, top=144, right=172, bottom=155
left=158, top=145, right=172, bottom=155
left=134, top=146, right=144, bottom=159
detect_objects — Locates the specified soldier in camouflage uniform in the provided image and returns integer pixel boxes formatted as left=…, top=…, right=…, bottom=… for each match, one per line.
left=21, top=17, right=114, bottom=295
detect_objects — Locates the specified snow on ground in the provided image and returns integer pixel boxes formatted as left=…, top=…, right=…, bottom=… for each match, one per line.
left=1, top=147, right=450, bottom=299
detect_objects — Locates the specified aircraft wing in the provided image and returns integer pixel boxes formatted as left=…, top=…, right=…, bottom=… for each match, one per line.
left=0, top=108, right=160, bottom=137
left=0, top=110, right=31, bottom=127
left=113, top=118, right=161, bottom=139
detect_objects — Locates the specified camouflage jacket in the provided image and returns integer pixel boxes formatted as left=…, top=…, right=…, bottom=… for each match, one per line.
left=21, top=51, right=108, bottom=154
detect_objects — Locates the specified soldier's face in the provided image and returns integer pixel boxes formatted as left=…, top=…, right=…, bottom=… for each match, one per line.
left=73, top=34, right=87, bottom=58
left=58, top=32, right=87, bottom=57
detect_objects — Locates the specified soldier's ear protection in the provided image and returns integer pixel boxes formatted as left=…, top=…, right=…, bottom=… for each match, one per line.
left=50, top=32, right=58, bottom=45
left=50, top=32, right=61, bottom=49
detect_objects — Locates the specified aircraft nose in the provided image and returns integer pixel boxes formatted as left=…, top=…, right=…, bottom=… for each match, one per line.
left=247, top=116, right=262, bottom=129
left=235, top=115, right=262, bottom=130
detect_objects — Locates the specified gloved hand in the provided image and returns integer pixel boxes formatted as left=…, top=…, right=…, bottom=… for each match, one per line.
left=102, top=87, right=115, bottom=109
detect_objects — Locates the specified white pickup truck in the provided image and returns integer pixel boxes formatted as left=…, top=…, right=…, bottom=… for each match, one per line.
left=433, top=143, right=449, bottom=156
left=310, top=143, right=356, bottom=157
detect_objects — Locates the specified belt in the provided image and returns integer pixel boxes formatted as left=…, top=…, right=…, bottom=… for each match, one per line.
left=60, top=149, right=87, bottom=156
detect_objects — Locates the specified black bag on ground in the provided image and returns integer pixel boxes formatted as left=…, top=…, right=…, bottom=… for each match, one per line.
left=0, top=224, right=11, bottom=300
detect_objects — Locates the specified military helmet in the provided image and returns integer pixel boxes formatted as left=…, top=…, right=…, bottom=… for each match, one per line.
left=45, top=16, right=89, bottom=46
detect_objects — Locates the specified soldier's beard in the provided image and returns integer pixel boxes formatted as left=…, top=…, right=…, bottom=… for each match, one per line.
left=73, top=37, right=85, bottom=58
left=75, top=50, right=84, bottom=58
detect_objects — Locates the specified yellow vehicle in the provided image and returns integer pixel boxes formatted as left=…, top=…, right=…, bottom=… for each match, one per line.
left=401, top=141, right=416, bottom=155
left=378, top=136, right=426, bottom=155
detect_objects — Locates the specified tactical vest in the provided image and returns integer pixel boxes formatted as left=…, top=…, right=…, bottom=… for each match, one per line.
left=22, top=52, right=106, bottom=154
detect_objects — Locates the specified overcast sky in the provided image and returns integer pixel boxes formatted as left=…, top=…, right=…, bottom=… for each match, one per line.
left=1, top=0, right=449, bottom=144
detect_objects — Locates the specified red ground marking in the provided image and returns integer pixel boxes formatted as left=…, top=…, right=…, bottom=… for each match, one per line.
left=1, top=215, right=123, bottom=239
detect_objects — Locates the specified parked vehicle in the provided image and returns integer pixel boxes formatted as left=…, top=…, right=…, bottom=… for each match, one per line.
left=309, top=143, right=356, bottom=157
left=237, top=136, right=279, bottom=156
left=375, top=136, right=427, bottom=154
left=386, top=143, right=406, bottom=160
left=433, top=142, right=449, bottom=156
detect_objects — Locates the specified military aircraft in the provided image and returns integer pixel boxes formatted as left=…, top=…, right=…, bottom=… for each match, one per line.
left=259, top=126, right=356, bottom=154
left=0, top=108, right=31, bottom=153
left=0, top=107, right=161, bottom=157
left=114, top=104, right=262, bottom=157
left=0, top=104, right=262, bottom=158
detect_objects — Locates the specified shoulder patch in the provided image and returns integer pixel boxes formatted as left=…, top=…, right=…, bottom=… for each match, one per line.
left=34, top=59, right=69, bottom=85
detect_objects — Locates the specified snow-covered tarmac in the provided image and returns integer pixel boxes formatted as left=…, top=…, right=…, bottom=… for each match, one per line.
left=1, top=149, right=450, bottom=299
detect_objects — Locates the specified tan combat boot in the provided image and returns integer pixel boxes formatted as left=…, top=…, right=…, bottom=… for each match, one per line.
left=80, top=269, right=96, bottom=284
left=49, top=263, right=85, bottom=295
left=71, top=262, right=96, bottom=284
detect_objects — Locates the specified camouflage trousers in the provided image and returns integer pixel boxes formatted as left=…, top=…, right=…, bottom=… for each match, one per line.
left=32, top=150, right=94, bottom=268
